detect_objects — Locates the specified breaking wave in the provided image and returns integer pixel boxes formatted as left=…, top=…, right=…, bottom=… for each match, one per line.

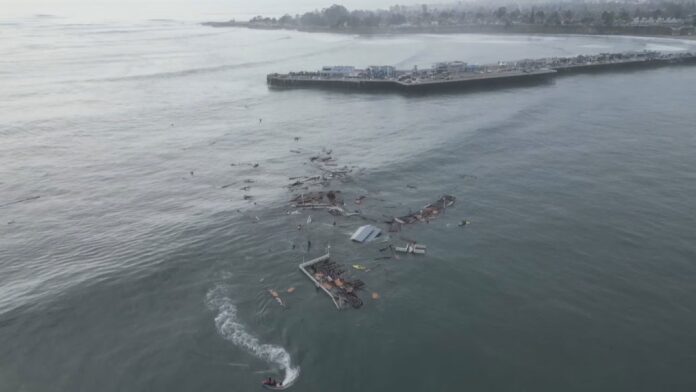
left=206, top=287, right=300, bottom=386
left=72, top=41, right=353, bottom=84
left=84, top=60, right=271, bottom=83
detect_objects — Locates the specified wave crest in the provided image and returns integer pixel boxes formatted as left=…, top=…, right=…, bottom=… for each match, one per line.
left=206, top=287, right=300, bottom=386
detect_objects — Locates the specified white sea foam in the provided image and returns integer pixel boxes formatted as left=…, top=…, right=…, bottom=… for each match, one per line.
left=206, top=287, right=300, bottom=386
left=645, top=43, right=688, bottom=52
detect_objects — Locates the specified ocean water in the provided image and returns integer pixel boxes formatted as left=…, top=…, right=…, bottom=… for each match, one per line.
left=2, top=17, right=696, bottom=392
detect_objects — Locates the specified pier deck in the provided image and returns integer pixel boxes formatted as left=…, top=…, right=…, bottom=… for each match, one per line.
left=267, top=51, right=696, bottom=93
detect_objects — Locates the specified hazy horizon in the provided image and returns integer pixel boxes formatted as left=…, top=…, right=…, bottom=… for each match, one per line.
left=2, top=0, right=673, bottom=23
left=3, top=0, right=619, bottom=23
left=0, top=0, right=431, bottom=22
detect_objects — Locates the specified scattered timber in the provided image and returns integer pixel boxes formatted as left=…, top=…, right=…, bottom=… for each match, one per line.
left=299, top=253, right=365, bottom=310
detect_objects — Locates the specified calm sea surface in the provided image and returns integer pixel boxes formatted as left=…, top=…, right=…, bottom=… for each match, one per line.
left=1, top=17, right=696, bottom=392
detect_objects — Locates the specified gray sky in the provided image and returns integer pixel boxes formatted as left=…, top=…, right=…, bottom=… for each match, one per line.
left=0, top=0, right=440, bottom=21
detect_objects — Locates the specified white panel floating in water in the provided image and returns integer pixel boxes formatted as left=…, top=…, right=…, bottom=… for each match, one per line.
left=395, top=243, right=427, bottom=255
left=350, top=225, right=382, bottom=243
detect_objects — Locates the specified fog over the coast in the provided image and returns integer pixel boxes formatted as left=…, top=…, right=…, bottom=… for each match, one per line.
left=1, top=0, right=429, bottom=21
left=2, top=0, right=650, bottom=22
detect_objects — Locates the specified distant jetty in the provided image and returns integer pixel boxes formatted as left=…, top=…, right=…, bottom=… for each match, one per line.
left=267, top=51, right=696, bottom=93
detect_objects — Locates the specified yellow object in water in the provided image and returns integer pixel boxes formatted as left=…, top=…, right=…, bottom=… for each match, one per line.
left=352, top=264, right=367, bottom=270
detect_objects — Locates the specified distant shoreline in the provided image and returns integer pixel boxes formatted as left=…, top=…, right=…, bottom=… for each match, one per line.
left=203, top=21, right=696, bottom=40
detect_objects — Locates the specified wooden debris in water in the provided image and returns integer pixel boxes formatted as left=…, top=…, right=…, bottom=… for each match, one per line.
left=395, top=243, right=426, bottom=255
left=290, top=190, right=343, bottom=207
left=387, top=195, right=456, bottom=227
left=299, top=253, right=365, bottom=310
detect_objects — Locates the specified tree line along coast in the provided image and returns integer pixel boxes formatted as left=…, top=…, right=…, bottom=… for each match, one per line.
left=204, top=1, right=696, bottom=37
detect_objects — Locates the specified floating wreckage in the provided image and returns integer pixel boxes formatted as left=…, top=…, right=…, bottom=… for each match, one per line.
left=299, top=253, right=365, bottom=310
left=395, top=242, right=426, bottom=255
left=290, top=190, right=343, bottom=208
left=388, top=195, right=456, bottom=231
left=352, top=264, right=367, bottom=271
left=287, top=151, right=354, bottom=190
left=350, top=225, right=382, bottom=243
left=287, top=175, right=323, bottom=189
left=289, top=190, right=360, bottom=217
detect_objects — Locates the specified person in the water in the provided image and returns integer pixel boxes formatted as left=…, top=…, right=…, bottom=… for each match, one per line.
left=263, top=378, right=282, bottom=387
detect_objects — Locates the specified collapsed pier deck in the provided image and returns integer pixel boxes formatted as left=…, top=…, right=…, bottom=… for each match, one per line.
left=299, top=253, right=365, bottom=310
